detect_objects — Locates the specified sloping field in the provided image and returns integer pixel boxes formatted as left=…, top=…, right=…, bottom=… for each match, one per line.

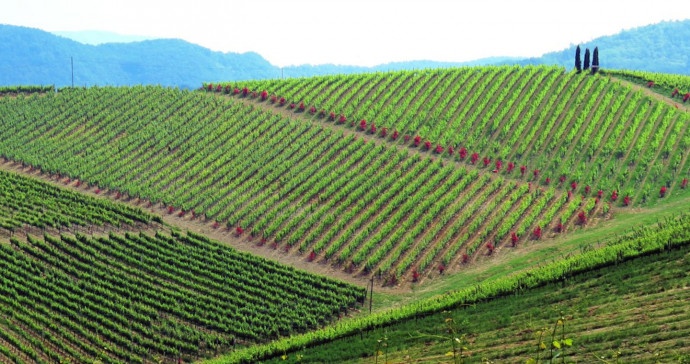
left=207, top=211, right=690, bottom=363
left=2, top=65, right=690, bottom=284
left=259, top=240, right=690, bottom=364
left=0, top=169, right=153, bottom=234
left=0, top=86, right=586, bottom=283
left=0, top=231, right=364, bottom=363
left=223, top=65, right=690, bottom=205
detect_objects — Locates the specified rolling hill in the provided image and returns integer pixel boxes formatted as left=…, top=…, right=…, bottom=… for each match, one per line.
left=1, top=64, right=690, bottom=363
left=3, top=19, right=690, bottom=89
left=2, top=65, right=690, bottom=287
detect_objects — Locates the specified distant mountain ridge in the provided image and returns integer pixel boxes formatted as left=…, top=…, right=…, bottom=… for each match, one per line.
left=52, top=30, right=156, bottom=45
left=523, top=20, right=690, bottom=74
left=1, top=20, right=689, bottom=88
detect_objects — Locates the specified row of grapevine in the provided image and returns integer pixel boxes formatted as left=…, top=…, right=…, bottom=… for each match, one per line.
left=210, top=211, right=690, bottom=363
left=210, top=66, right=690, bottom=207
left=605, top=69, right=690, bottom=102
left=0, top=231, right=364, bottom=363
left=0, top=170, right=153, bottom=233
left=0, top=87, right=573, bottom=282
left=0, top=85, right=53, bottom=94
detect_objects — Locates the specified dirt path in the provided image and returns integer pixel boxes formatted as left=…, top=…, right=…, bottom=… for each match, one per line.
left=611, top=76, right=690, bottom=113
left=0, top=159, right=395, bottom=291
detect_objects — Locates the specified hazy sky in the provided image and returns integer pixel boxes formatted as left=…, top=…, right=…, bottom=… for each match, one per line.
left=3, top=0, right=689, bottom=67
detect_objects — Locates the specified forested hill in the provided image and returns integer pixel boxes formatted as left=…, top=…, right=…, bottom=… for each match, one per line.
left=0, top=24, right=277, bottom=88
left=523, top=20, right=690, bottom=74
left=2, top=19, right=689, bottom=88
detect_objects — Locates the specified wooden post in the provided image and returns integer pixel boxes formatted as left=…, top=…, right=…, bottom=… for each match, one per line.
left=369, top=277, right=374, bottom=314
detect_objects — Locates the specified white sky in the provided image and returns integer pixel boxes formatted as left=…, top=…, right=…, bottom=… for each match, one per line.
left=3, top=0, right=689, bottom=67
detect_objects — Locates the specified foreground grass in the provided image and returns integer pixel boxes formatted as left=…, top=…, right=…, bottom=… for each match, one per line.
left=264, top=244, right=690, bottom=363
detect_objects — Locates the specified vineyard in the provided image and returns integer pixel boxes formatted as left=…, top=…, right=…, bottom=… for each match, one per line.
left=0, top=169, right=153, bottom=235
left=218, top=65, right=690, bottom=206
left=0, top=230, right=364, bottom=363
left=209, top=210, right=690, bottom=363
left=0, top=85, right=601, bottom=284
left=260, top=237, right=690, bottom=363
left=606, top=69, right=690, bottom=103
left=1, top=64, right=690, bottom=364
left=2, top=65, right=690, bottom=284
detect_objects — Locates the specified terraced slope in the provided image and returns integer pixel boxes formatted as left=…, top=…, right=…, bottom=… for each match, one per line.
left=0, top=87, right=584, bottom=284
left=0, top=231, right=364, bottom=364
left=217, top=65, right=690, bottom=206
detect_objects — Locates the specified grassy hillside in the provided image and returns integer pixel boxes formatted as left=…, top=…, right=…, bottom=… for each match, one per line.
left=260, top=241, right=690, bottom=363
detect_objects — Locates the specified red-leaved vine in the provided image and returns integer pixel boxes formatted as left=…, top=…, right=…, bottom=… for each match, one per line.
left=459, top=147, right=468, bottom=159
left=533, top=226, right=542, bottom=239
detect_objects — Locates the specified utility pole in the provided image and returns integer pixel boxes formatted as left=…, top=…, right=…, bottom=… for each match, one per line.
left=71, top=56, right=74, bottom=87
left=281, top=67, right=284, bottom=79
left=369, top=277, right=374, bottom=314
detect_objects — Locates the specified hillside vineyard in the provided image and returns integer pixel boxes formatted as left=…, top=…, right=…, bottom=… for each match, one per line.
left=1, top=66, right=689, bottom=284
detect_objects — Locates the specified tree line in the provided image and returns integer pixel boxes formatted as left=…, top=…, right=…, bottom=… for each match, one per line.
left=575, top=45, right=599, bottom=74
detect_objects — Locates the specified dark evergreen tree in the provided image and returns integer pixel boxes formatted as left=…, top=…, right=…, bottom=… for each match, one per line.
left=575, top=45, right=582, bottom=73
left=583, top=48, right=591, bottom=70
left=591, top=47, right=599, bottom=74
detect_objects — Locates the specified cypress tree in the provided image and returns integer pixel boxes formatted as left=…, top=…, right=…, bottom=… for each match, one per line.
left=591, top=47, right=599, bottom=74
left=583, top=48, right=590, bottom=70
left=575, top=45, right=582, bottom=73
